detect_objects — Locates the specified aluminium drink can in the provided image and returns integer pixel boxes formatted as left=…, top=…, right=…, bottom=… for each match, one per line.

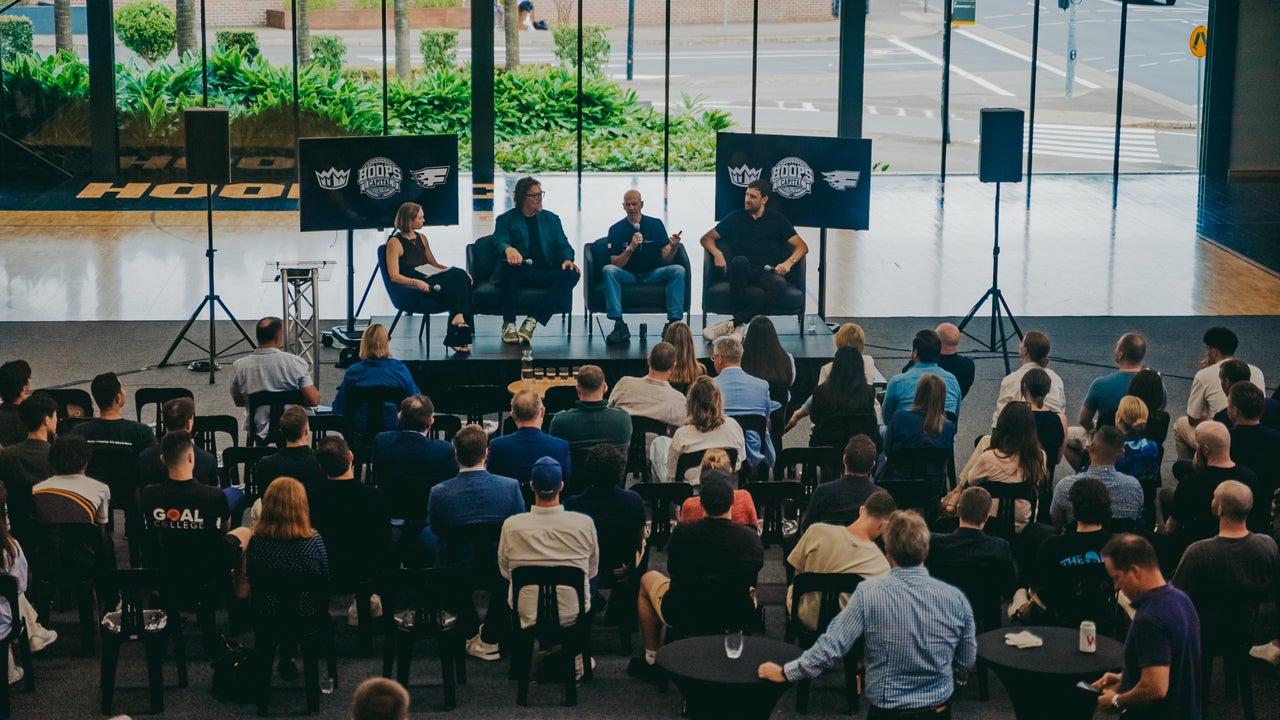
left=1079, top=621, right=1097, bottom=653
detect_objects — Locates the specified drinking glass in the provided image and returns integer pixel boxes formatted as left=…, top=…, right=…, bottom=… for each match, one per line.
left=724, top=630, right=743, bottom=659
left=533, top=368, right=546, bottom=382
left=558, top=366, right=569, bottom=379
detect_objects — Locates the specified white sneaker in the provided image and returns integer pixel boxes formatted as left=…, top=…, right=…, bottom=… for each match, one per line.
left=466, top=633, right=501, bottom=661
left=725, top=325, right=746, bottom=342
left=574, top=654, right=596, bottom=681
left=1250, top=642, right=1280, bottom=666
left=702, top=318, right=737, bottom=342
left=7, top=664, right=21, bottom=685
left=29, top=628, right=57, bottom=653
left=346, top=594, right=383, bottom=626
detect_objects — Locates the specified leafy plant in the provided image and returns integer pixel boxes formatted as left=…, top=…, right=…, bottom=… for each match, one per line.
left=115, top=1, right=177, bottom=65
left=284, top=0, right=337, bottom=9
left=215, top=30, right=260, bottom=59
left=551, top=24, right=611, bottom=76
left=413, top=0, right=463, bottom=7
left=419, top=29, right=458, bottom=71
left=310, top=34, right=347, bottom=72
left=0, top=16, right=34, bottom=62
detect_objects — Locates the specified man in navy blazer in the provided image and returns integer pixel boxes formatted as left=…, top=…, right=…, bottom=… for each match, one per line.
left=372, top=395, right=459, bottom=557
left=601, top=190, right=687, bottom=344
left=492, top=176, right=580, bottom=344
left=487, top=390, right=572, bottom=487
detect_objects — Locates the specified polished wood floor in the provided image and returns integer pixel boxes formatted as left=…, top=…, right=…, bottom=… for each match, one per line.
left=2, top=173, right=1278, bottom=322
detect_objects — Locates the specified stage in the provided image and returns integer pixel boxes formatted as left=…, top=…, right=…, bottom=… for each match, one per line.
left=382, top=312, right=836, bottom=404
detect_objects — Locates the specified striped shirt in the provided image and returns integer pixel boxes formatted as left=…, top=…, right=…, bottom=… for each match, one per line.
left=32, top=474, right=111, bottom=525
left=783, top=565, right=976, bottom=710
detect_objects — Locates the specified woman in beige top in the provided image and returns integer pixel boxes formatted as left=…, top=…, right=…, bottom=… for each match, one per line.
left=957, top=402, right=1048, bottom=531
left=666, top=377, right=746, bottom=483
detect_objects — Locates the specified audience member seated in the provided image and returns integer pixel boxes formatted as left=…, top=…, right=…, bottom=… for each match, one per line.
left=498, top=457, right=598, bottom=628
left=1164, top=421, right=1259, bottom=547
left=424, top=424, right=525, bottom=661
left=309, top=436, right=391, bottom=592
left=882, top=373, right=956, bottom=471
left=1173, top=481, right=1278, bottom=672
left=564, top=444, right=647, bottom=583
left=992, top=331, right=1066, bottom=427
left=229, top=316, right=321, bottom=440
left=660, top=321, right=706, bottom=395
left=549, top=364, right=632, bottom=454
left=800, top=435, right=879, bottom=534
left=882, top=329, right=961, bottom=425
left=653, top=377, right=745, bottom=483
left=1019, top=477, right=1114, bottom=628
left=372, top=394, right=459, bottom=550
left=927, top=487, right=1017, bottom=624
left=820, top=323, right=881, bottom=387
left=351, top=677, right=411, bottom=720
left=628, top=476, right=763, bottom=683
left=678, top=462, right=758, bottom=528
left=3, top=391, right=58, bottom=544
left=1172, top=326, right=1265, bottom=461
left=1223, top=382, right=1280, bottom=533
left=70, top=370, right=157, bottom=464
left=901, top=323, right=975, bottom=399
left=136, top=398, right=217, bottom=487
left=1209, top=359, right=1253, bottom=429
left=953, top=403, right=1048, bottom=533
left=488, top=390, right=571, bottom=486
left=1050, top=426, right=1143, bottom=529
left=786, top=347, right=877, bottom=449
left=32, top=435, right=110, bottom=526
left=787, top=489, right=894, bottom=631
left=330, top=323, right=420, bottom=434
left=740, top=316, right=795, bottom=401
left=0, top=360, right=32, bottom=447
left=1065, top=333, right=1156, bottom=469
left=712, top=335, right=779, bottom=469
left=1113, top=396, right=1160, bottom=489
left=1022, top=368, right=1067, bottom=473
left=254, top=406, right=325, bottom=489
left=606, top=342, right=687, bottom=429
left=245, top=476, right=329, bottom=680
left=0, top=484, right=58, bottom=678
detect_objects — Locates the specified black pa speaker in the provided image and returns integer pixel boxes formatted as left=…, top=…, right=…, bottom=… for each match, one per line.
left=978, top=107, right=1024, bottom=184
left=185, top=108, right=231, bottom=185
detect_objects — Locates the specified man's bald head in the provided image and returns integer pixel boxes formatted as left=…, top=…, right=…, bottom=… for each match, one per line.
left=1212, top=480, right=1252, bottom=524
left=1196, top=420, right=1231, bottom=460
left=622, top=190, right=644, bottom=223
left=935, top=323, right=961, bottom=353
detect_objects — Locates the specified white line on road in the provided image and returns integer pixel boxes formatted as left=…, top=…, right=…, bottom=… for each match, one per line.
left=886, top=37, right=1015, bottom=97
left=955, top=28, right=1101, bottom=90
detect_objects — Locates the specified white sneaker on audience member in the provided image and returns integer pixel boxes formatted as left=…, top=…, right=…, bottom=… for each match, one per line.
left=1250, top=642, right=1280, bottom=666
left=29, top=628, right=57, bottom=652
left=702, top=319, right=737, bottom=342
left=466, top=632, right=501, bottom=661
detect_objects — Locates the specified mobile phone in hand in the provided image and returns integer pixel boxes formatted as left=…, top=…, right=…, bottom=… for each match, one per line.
left=1076, top=681, right=1101, bottom=695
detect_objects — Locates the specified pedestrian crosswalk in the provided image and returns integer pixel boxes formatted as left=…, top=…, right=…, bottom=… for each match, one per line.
left=1023, top=123, right=1161, bottom=164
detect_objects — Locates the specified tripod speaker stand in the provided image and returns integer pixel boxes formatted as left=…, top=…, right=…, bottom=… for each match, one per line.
left=957, top=108, right=1025, bottom=373
left=158, top=108, right=255, bottom=383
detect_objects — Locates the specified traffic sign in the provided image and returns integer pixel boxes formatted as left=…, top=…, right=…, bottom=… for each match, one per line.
left=1190, top=25, right=1207, bottom=59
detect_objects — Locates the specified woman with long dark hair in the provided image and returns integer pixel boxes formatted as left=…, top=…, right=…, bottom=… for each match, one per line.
left=741, top=316, right=795, bottom=393
left=802, top=347, right=877, bottom=448
left=384, top=201, right=474, bottom=353
left=955, top=402, right=1047, bottom=531
left=883, top=373, right=956, bottom=453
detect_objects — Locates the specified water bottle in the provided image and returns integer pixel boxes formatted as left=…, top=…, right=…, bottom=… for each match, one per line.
left=319, top=668, right=334, bottom=694
left=521, top=348, right=534, bottom=381
left=806, top=315, right=816, bottom=334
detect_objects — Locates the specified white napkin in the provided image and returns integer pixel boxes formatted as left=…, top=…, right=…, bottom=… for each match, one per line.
left=1004, top=631, right=1044, bottom=649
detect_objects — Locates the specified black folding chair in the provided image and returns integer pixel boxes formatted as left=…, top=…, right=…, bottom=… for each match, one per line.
left=509, top=566, right=592, bottom=707
left=134, top=387, right=195, bottom=439
left=787, top=572, right=864, bottom=714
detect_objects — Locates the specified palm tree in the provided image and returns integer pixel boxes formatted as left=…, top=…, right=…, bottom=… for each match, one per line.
left=394, top=0, right=410, bottom=81
left=176, top=0, right=198, bottom=58
left=54, top=0, right=73, bottom=55
left=503, top=0, right=519, bottom=70
left=295, top=0, right=312, bottom=66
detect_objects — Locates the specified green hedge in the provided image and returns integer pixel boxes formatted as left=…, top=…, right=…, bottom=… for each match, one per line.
left=216, top=30, right=260, bottom=59
left=0, top=16, right=34, bottom=63
left=115, top=1, right=177, bottom=65
left=310, top=34, right=347, bottom=73
left=552, top=24, right=611, bottom=76
left=419, top=29, right=458, bottom=71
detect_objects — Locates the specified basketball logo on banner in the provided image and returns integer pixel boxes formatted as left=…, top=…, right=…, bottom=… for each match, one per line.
left=770, top=157, right=815, bottom=199
left=358, top=157, right=402, bottom=199
left=315, top=167, right=350, bottom=190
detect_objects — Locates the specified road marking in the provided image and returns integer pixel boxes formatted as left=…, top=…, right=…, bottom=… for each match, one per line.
left=924, top=109, right=935, bottom=119
left=955, top=28, right=1101, bottom=89
left=886, top=37, right=1015, bottom=96
left=1025, top=124, right=1160, bottom=163
left=868, top=106, right=879, bottom=115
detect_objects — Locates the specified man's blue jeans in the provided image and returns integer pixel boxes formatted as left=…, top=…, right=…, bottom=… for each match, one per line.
left=601, top=263, right=686, bottom=320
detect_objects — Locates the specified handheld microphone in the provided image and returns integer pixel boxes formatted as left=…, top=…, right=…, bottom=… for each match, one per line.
left=430, top=284, right=442, bottom=292
left=763, top=264, right=774, bottom=272
left=523, top=259, right=533, bottom=265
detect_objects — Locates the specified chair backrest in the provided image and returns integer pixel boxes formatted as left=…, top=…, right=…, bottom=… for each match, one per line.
left=344, top=385, right=410, bottom=439
left=565, top=446, right=593, bottom=497
left=432, top=523, right=504, bottom=580
left=465, top=235, right=499, bottom=282
left=743, top=481, right=803, bottom=544
left=510, top=565, right=588, bottom=636
left=1143, top=410, right=1171, bottom=444
left=674, top=447, right=739, bottom=484
left=812, top=412, right=881, bottom=452
left=56, top=416, right=93, bottom=436
left=192, top=414, right=239, bottom=457
left=668, top=572, right=758, bottom=635
left=36, top=387, right=94, bottom=419
left=788, top=572, right=863, bottom=639
left=774, top=446, right=841, bottom=484
left=435, top=385, right=511, bottom=426
left=428, top=414, right=463, bottom=442
left=626, top=415, right=671, bottom=482
left=632, top=482, right=693, bottom=549
left=594, top=521, right=645, bottom=589
left=728, top=413, right=768, bottom=441
left=31, top=521, right=105, bottom=581
left=882, top=446, right=954, bottom=490
left=134, top=387, right=195, bottom=439
left=246, top=390, right=308, bottom=447
left=386, top=567, right=465, bottom=636
left=976, top=481, right=1035, bottom=541
left=376, top=243, right=395, bottom=294
left=248, top=570, right=331, bottom=627
left=308, top=414, right=356, bottom=446
left=0, top=575, right=19, bottom=643
left=84, top=443, right=145, bottom=499
left=875, top=479, right=942, bottom=526
left=219, top=446, right=277, bottom=495
left=542, top=386, right=580, bottom=415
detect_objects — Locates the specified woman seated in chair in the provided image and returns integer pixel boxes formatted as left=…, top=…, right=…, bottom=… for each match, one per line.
left=245, top=477, right=329, bottom=680
left=785, top=348, right=876, bottom=449
left=384, top=201, right=474, bottom=353
left=820, top=322, right=881, bottom=387
left=952, top=402, right=1047, bottom=533
left=651, top=377, right=745, bottom=483
left=0, top=486, right=58, bottom=683
left=331, top=323, right=419, bottom=434
left=1113, top=396, right=1160, bottom=482
left=677, top=452, right=758, bottom=528
left=882, top=374, right=956, bottom=484
left=1022, top=368, right=1067, bottom=473
left=741, top=316, right=795, bottom=399
left=661, top=321, right=706, bottom=395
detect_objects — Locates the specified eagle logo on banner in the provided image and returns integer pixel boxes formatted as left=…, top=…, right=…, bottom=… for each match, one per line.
left=315, top=167, right=350, bottom=190
left=728, top=164, right=763, bottom=188
left=822, top=170, right=862, bottom=191
left=411, top=166, right=450, bottom=189
left=770, top=157, right=815, bottom=200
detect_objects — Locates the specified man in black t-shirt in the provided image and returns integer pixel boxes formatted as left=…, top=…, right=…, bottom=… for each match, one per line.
left=140, top=431, right=235, bottom=576
left=136, top=397, right=218, bottom=487
left=1027, top=477, right=1115, bottom=629
left=492, top=176, right=581, bottom=345
left=601, top=190, right=687, bottom=344
left=699, top=179, right=808, bottom=340
left=1166, top=421, right=1259, bottom=544
left=310, top=435, right=391, bottom=585
left=254, top=406, right=325, bottom=490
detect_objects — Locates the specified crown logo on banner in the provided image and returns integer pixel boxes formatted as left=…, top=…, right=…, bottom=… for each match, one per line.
left=727, top=164, right=763, bottom=187
left=315, top=167, right=350, bottom=190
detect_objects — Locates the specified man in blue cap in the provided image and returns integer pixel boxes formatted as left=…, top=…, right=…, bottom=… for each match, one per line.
left=498, top=456, right=599, bottom=631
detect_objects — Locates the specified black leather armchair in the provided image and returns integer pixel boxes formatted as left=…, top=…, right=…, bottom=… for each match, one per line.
left=466, top=235, right=569, bottom=331
left=701, top=248, right=806, bottom=329
left=583, top=237, right=691, bottom=335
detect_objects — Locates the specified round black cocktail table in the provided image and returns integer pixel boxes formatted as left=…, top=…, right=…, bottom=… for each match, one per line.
left=656, top=636, right=801, bottom=720
left=977, top=626, right=1124, bottom=720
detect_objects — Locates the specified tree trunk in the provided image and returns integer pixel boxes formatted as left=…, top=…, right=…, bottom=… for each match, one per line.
left=176, top=0, right=198, bottom=57
left=295, top=0, right=312, bottom=66
left=503, top=0, right=519, bottom=70
left=394, top=0, right=410, bottom=81
left=54, top=0, right=73, bottom=55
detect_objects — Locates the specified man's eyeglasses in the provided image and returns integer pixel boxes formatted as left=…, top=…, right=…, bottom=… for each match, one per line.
left=526, top=192, right=546, bottom=199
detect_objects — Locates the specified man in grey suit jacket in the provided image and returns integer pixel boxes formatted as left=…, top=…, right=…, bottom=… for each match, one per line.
left=492, top=176, right=580, bottom=344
